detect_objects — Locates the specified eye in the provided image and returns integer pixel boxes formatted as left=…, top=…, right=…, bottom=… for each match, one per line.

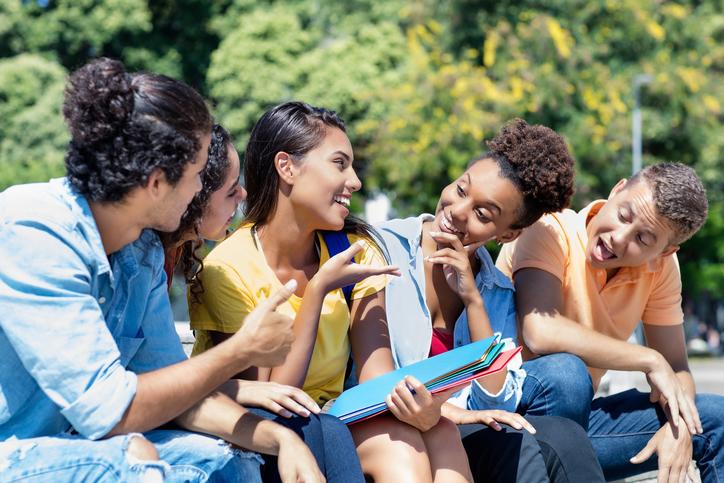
left=333, top=158, right=346, bottom=167
left=475, top=209, right=490, bottom=222
left=456, top=184, right=465, bottom=197
left=637, top=233, right=650, bottom=247
left=618, top=209, right=630, bottom=223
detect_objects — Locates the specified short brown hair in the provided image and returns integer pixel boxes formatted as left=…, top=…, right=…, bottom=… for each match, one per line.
left=632, top=162, right=708, bottom=245
left=481, top=118, right=576, bottom=229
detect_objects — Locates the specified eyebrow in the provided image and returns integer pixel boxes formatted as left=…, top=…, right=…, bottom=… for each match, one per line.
left=333, top=151, right=352, bottom=162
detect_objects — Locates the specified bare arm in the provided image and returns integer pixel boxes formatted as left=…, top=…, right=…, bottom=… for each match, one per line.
left=175, top=391, right=324, bottom=483
left=515, top=268, right=662, bottom=371
left=427, top=232, right=506, bottom=393
left=268, top=241, right=400, bottom=388
left=350, top=291, right=395, bottom=382
left=107, top=284, right=295, bottom=437
left=515, top=267, right=699, bottom=433
left=266, top=279, right=326, bottom=387
left=107, top=333, right=256, bottom=436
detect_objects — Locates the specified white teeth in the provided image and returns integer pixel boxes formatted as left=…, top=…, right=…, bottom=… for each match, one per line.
left=333, top=196, right=350, bottom=207
left=440, top=214, right=462, bottom=234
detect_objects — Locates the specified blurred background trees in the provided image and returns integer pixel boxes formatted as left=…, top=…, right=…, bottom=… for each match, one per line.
left=1, top=0, right=721, bottom=306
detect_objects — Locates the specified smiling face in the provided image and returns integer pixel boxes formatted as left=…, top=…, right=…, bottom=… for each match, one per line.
left=432, top=158, right=524, bottom=246
left=586, top=179, right=677, bottom=270
left=198, top=143, right=246, bottom=241
left=288, top=126, right=361, bottom=231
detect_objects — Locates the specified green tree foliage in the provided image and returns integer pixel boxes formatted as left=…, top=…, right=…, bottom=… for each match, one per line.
left=0, top=0, right=720, bottom=298
left=0, top=54, right=68, bottom=189
left=207, top=0, right=407, bottom=148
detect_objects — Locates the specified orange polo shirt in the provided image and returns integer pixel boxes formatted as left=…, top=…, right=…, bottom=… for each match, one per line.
left=496, top=200, right=684, bottom=387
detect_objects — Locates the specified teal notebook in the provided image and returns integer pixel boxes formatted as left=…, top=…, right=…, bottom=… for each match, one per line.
left=328, top=336, right=520, bottom=424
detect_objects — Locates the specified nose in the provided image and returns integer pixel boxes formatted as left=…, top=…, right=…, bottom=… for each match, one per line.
left=237, top=185, right=247, bottom=202
left=347, top=167, right=362, bottom=193
left=610, top=224, right=634, bottom=252
left=449, top=199, right=469, bottom=223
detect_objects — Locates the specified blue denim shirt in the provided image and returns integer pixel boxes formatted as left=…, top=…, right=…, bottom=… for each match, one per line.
left=376, top=214, right=526, bottom=411
left=0, top=178, right=187, bottom=441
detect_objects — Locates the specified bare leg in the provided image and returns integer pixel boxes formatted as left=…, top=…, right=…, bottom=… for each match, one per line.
left=422, top=417, right=473, bottom=483
left=351, top=415, right=433, bottom=483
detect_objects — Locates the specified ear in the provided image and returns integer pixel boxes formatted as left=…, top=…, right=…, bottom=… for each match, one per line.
left=275, top=152, right=295, bottom=185
left=145, top=168, right=168, bottom=200
left=608, top=178, right=628, bottom=199
left=498, top=228, right=522, bottom=244
left=659, top=244, right=679, bottom=258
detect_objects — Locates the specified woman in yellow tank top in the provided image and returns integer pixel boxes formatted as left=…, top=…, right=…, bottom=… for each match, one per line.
left=190, top=101, right=474, bottom=482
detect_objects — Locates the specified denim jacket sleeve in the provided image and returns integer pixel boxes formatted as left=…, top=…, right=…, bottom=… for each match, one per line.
left=0, top=219, right=137, bottom=440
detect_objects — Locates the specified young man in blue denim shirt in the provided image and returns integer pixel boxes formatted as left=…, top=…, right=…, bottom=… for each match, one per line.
left=0, top=58, right=324, bottom=482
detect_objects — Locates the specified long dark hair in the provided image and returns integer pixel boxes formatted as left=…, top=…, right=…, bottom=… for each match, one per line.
left=162, top=124, right=234, bottom=303
left=244, top=101, right=380, bottom=246
left=63, top=57, right=212, bottom=202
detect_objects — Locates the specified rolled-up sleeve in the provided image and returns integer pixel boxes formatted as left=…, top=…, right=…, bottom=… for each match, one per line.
left=0, top=221, right=137, bottom=440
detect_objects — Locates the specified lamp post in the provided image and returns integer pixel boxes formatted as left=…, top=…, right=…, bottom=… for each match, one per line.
left=632, top=74, right=653, bottom=175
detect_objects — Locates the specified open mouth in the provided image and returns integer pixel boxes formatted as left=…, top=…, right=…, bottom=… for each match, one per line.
left=439, top=212, right=463, bottom=235
left=594, top=237, right=616, bottom=261
left=333, top=195, right=350, bottom=208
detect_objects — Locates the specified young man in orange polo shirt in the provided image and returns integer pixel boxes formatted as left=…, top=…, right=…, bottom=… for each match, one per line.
left=497, top=162, right=722, bottom=482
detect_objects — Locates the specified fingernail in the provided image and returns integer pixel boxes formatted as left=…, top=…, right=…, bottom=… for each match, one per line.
left=284, top=279, right=298, bottom=291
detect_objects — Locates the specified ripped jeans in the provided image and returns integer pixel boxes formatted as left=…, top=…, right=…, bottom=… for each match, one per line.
left=0, top=429, right=263, bottom=482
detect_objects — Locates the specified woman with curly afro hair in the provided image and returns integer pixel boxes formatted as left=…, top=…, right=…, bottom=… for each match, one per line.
left=377, top=119, right=605, bottom=482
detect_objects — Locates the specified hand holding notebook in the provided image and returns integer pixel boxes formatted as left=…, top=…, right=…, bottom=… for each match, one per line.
left=328, top=336, right=521, bottom=424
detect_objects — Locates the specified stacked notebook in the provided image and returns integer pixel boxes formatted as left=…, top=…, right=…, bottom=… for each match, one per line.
left=328, top=336, right=521, bottom=424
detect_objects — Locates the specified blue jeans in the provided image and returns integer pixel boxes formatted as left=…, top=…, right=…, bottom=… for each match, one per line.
left=0, top=430, right=262, bottom=482
left=248, top=408, right=364, bottom=483
left=519, top=353, right=724, bottom=483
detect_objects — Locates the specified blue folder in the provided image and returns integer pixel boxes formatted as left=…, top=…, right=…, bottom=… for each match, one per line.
left=328, top=336, right=511, bottom=423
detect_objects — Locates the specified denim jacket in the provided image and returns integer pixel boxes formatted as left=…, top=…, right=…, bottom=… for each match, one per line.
left=376, top=214, right=525, bottom=411
left=0, top=178, right=186, bottom=441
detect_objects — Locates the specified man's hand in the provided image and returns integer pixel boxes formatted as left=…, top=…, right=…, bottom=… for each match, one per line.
left=385, top=376, right=457, bottom=432
left=232, top=281, right=297, bottom=368
left=630, top=421, right=696, bottom=483
left=229, top=380, right=320, bottom=418
left=276, top=429, right=326, bottom=483
left=645, top=353, right=702, bottom=436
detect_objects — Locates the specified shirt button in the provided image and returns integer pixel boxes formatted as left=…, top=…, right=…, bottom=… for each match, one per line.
left=98, top=297, right=107, bottom=304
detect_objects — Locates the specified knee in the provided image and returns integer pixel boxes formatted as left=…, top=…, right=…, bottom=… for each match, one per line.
left=422, top=417, right=463, bottom=453
left=352, top=418, right=432, bottom=482
left=533, top=353, right=593, bottom=399
left=126, top=435, right=159, bottom=462
left=695, top=393, right=724, bottom=433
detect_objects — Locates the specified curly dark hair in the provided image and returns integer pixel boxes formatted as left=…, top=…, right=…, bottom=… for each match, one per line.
left=62, top=57, right=212, bottom=202
left=480, top=118, right=575, bottom=229
left=161, top=124, right=234, bottom=304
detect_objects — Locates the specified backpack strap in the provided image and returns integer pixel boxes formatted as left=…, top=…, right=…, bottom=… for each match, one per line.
left=320, top=230, right=354, bottom=307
